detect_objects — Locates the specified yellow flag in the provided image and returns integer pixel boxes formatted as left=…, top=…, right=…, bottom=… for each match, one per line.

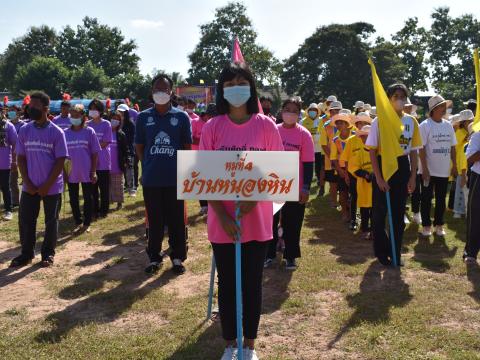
left=473, top=48, right=480, bottom=132
left=368, top=58, right=404, bottom=181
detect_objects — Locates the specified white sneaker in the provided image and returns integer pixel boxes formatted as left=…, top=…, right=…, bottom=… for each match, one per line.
left=220, top=346, right=238, bottom=360
left=412, top=212, right=422, bottom=225
left=404, top=215, right=410, bottom=224
left=464, top=256, right=477, bottom=264
left=435, top=226, right=446, bottom=237
left=3, top=212, right=13, bottom=221
left=243, top=348, right=259, bottom=360
left=421, top=226, right=432, bottom=237
left=129, top=190, right=137, bottom=197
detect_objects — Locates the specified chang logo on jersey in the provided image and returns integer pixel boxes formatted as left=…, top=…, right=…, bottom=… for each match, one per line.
left=150, top=131, right=174, bottom=156
left=146, top=116, right=155, bottom=126
left=170, top=117, right=178, bottom=127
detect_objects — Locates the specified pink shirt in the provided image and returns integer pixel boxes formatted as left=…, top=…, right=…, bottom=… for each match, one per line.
left=200, top=113, right=284, bottom=244
left=191, top=118, right=207, bottom=150
left=277, top=123, right=315, bottom=191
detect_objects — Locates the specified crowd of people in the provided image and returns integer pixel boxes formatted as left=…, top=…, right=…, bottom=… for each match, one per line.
left=1, top=60, right=479, bottom=360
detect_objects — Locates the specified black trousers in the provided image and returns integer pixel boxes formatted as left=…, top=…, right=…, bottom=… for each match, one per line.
left=465, top=172, right=480, bottom=258
left=372, top=156, right=410, bottom=263
left=92, top=170, right=110, bottom=216
left=143, top=186, right=187, bottom=262
left=267, top=202, right=305, bottom=260
left=199, top=200, right=208, bottom=207
left=348, top=172, right=357, bottom=222
left=421, top=176, right=449, bottom=227
left=134, top=155, right=139, bottom=188
left=411, top=174, right=422, bottom=213
left=68, top=182, right=93, bottom=226
left=19, top=192, right=61, bottom=259
left=360, top=207, right=372, bottom=232
left=0, top=169, right=12, bottom=212
left=212, top=241, right=267, bottom=340
left=314, top=152, right=323, bottom=182
left=448, top=180, right=456, bottom=210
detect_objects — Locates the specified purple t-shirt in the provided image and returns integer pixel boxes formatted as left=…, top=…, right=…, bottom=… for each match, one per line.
left=11, top=119, right=26, bottom=133
left=87, top=119, right=112, bottom=171
left=128, top=109, right=138, bottom=123
left=65, top=127, right=101, bottom=183
left=53, top=115, right=71, bottom=131
left=0, top=121, right=18, bottom=170
left=16, top=121, right=68, bottom=195
left=110, top=131, right=121, bottom=174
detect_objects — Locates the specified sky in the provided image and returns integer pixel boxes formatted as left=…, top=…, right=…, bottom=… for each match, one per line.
left=1, top=0, right=479, bottom=79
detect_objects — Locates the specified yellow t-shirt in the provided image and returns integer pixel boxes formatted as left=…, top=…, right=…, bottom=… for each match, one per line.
left=348, top=137, right=373, bottom=208
left=330, top=131, right=353, bottom=168
left=301, top=116, right=322, bottom=153
left=341, top=135, right=364, bottom=174
left=320, top=120, right=338, bottom=170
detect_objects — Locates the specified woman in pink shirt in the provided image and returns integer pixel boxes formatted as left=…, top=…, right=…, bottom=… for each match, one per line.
left=200, top=62, right=283, bottom=360
left=264, top=98, right=315, bottom=270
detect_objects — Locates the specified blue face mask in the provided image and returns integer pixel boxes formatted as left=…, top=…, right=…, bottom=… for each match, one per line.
left=7, top=111, right=16, bottom=120
left=223, top=85, right=251, bottom=107
left=308, top=110, right=318, bottom=119
left=70, top=117, right=82, bottom=126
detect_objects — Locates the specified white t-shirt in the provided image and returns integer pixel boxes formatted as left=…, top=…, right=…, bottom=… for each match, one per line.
left=366, top=114, right=422, bottom=155
left=466, top=132, right=480, bottom=175
left=419, top=118, right=457, bottom=177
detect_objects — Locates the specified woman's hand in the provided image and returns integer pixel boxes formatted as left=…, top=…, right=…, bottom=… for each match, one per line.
left=376, top=176, right=390, bottom=192
left=238, top=201, right=257, bottom=219
left=218, top=213, right=241, bottom=241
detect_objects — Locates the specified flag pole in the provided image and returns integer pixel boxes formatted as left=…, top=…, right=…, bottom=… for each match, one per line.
left=386, top=191, right=398, bottom=267
left=206, top=252, right=216, bottom=320
left=234, top=201, right=243, bottom=360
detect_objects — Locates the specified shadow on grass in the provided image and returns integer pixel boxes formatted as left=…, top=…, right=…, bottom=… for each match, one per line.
left=328, top=262, right=412, bottom=348
left=262, top=265, right=293, bottom=314
left=35, top=250, right=177, bottom=343
left=101, top=222, right=146, bottom=246
left=305, top=195, right=371, bottom=265
left=467, top=262, right=480, bottom=304
left=412, top=233, right=457, bottom=273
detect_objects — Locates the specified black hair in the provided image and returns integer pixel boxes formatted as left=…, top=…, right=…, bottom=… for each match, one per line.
left=467, top=101, right=477, bottom=112
left=30, top=91, right=50, bottom=106
left=170, top=94, right=180, bottom=107
left=260, top=95, right=273, bottom=104
left=281, top=97, right=302, bottom=113
left=216, top=62, right=259, bottom=115
left=88, top=98, right=105, bottom=113
left=187, top=98, right=196, bottom=106
left=386, top=83, right=409, bottom=99
left=151, top=73, right=173, bottom=89
left=61, top=101, right=71, bottom=107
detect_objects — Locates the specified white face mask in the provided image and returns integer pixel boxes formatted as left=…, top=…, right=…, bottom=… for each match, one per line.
left=111, top=119, right=120, bottom=128
left=89, top=110, right=100, bottom=119
left=152, top=91, right=171, bottom=105
left=177, top=105, right=185, bottom=111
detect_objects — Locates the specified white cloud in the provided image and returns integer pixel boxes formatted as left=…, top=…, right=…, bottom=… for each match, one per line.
left=130, top=19, right=164, bottom=30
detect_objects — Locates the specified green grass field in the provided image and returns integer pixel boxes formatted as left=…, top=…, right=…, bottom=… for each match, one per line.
left=1, top=184, right=479, bottom=359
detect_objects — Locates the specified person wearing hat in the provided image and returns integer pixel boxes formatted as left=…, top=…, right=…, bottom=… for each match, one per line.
left=341, top=113, right=372, bottom=233
left=192, top=103, right=217, bottom=215
left=301, top=103, right=324, bottom=196
left=330, top=113, right=354, bottom=222
left=464, top=99, right=477, bottom=116
left=320, top=101, right=342, bottom=206
left=116, top=103, right=136, bottom=196
left=367, top=83, right=422, bottom=266
left=53, top=100, right=72, bottom=132
left=353, top=101, right=365, bottom=114
left=342, top=117, right=374, bottom=240
left=418, top=95, right=458, bottom=237
left=463, top=125, right=480, bottom=264
left=451, top=110, right=474, bottom=218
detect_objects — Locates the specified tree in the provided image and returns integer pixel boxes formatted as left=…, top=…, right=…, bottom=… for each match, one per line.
left=110, top=71, right=151, bottom=107
left=56, top=17, right=140, bottom=77
left=282, top=23, right=375, bottom=106
left=187, top=2, right=280, bottom=85
left=69, top=61, right=108, bottom=96
left=0, top=26, right=58, bottom=89
left=13, top=56, right=70, bottom=97
left=392, top=17, right=430, bottom=93
left=428, top=7, right=480, bottom=107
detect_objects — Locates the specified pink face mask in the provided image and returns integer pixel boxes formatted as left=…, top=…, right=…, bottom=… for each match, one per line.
left=282, top=112, right=298, bottom=125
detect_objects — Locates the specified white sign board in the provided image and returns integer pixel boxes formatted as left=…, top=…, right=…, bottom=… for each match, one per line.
left=177, top=151, right=299, bottom=201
